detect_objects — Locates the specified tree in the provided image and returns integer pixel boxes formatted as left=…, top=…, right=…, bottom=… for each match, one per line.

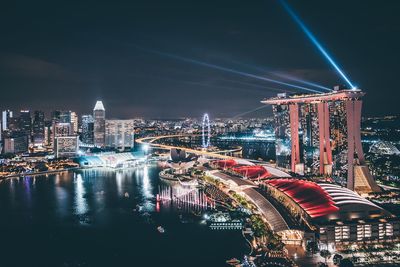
left=320, top=250, right=331, bottom=264
left=333, top=254, right=343, bottom=265
left=306, top=241, right=319, bottom=254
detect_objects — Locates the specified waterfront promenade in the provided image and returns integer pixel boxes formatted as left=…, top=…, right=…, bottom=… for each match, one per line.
left=207, top=170, right=290, bottom=233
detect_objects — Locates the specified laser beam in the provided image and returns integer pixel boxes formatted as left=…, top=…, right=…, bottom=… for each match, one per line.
left=279, top=0, right=355, bottom=89
left=136, top=47, right=323, bottom=93
left=272, top=72, right=331, bottom=91
left=227, top=60, right=332, bottom=91
left=232, top=105, right=269, bottom=119
left=218, top=78, right=296, bottom=93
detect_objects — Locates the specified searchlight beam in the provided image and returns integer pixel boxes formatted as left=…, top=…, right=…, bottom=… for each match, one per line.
left=279, top=0, right=355, bottom=89
left=138, top=47, right=323, bottom=93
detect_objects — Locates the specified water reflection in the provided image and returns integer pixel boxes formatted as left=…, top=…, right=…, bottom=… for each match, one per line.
left=23, top=177, right=32, bottom=208
left=140, top=166, right=154, bottom=211
left=74, top=173, right=88, bottom=215
left=0, top=165, right=248, bottom=266
left=116, top=171, right=123, bottom=196
left=142, top=166, right=153, bottom=198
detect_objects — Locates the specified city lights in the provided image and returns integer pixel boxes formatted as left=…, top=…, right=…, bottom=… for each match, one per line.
left=0, top=1, right=397, bottom=266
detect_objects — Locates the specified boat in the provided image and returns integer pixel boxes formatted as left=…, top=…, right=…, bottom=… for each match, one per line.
left=124, top=192, right=129, bottom=198
left=157, top=226, right=165, bottom=233
left=226, top=258, right=240, bottom=265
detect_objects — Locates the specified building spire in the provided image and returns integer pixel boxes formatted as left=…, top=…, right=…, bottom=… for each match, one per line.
left=93, top=101, right=105, bottom=111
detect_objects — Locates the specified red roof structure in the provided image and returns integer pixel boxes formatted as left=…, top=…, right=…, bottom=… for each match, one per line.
left=232, top=165, right=272, bottom=179
left=212, top=159, right=237, bottom=168
left=265, top=179, right=339, bottom=218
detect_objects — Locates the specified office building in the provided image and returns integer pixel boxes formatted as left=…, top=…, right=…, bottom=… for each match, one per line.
left=3, top=134, right=29, bottom=154
left=81, top=115, right=94, bottom=145
left=19, top=110, right=32, bottom=135
left=2, top=110, right=13, bottom=131
left=32, top=110, right=45, bottom=145
left=105, top=119, right=134, bottom=150
left=54, top=136, right=79, bottom=158
left=70, top=111, right=78, bottom=134
left=93, top=101, right=105, bottom=147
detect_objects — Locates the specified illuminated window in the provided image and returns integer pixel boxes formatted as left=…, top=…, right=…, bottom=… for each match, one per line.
left=386, top=223, right=393, bottom=237
left=357, top=224, right=371, bottom=241
left=335, top=226, right=350, bottom=241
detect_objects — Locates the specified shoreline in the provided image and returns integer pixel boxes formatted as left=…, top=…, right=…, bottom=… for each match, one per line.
left=0, top=167, right=80, bottom=180
left=0, top=162, right=157, bottom=181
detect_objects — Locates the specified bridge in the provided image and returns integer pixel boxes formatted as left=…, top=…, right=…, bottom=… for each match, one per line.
left=136, top=134, right=242, bottom=159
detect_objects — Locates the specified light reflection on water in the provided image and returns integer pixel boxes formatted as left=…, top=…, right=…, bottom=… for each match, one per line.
left=141, top=166, right=155, bottom=211
left=74, top=173, right=88, bottom=216
left=0, top=164, right=248, bottom=267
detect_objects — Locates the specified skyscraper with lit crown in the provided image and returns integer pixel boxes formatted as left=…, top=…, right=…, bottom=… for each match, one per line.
left=93, top=101, right=105, bottom=147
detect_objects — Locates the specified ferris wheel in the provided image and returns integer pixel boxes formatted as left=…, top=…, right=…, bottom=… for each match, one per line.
left=202, top=113, right=211, bottom=148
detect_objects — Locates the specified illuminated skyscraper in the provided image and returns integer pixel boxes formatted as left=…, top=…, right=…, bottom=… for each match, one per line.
left=2, top=110, right=13, bottom=131
left=81, top=115, right=94, bottom=145
left=263, top=87, right=381, bottom=194
left=299, top=103, right=320, bottom=174
left=93, top=101, right=106, bottom=147
left=59, top=111, right=71, bottom=124
left=3, top=134, right=29, bottom=154
left=70, top=112, right=78, bottom=134
left=32, top=110, right=45, bottom=145
left=19, top=110, right=32, bottom=135
left=53, top=122, right=72, bottom=139
left=51, top=110, right=61, bottom=122
left=271, top=104, right=291, bottom=170
left=105, top=119, right=134, bottom=151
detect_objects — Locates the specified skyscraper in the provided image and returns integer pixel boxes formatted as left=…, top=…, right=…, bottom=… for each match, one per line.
left=59, top=111, right=71, bottom=124
left=81, top=114, right=94, bottom=145
left=263, top=87, right=381, bottom=194
left=70, top=111, right=78, bottom=134
left=271, top=104, right=291, bottom=170
left=51, top=110, right=61, bottom=122
left=93, top=101, right=105, bottom=147
left=19, top=110, right=32, bottom=135
left=105, top=119, right=135, bottom=151
left=32, top=110, right=45, bottom=145
left=2, top=110, right=13, bottom=131
left=52, top=122, right=73, bottom=153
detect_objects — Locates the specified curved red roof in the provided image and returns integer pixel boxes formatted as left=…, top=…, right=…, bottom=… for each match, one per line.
left=265, top=179, right=339, bottom=218
left=232, top=165, right=272, bottom=179
left=212, top=159, right=237, bottom=168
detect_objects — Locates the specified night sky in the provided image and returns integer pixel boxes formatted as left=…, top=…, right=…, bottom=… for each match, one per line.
left=1, top=0, right=399, bottom=119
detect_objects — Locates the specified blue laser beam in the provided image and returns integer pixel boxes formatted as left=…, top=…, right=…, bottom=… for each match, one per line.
left=137, top=47, right=322, bottom=93
left=279, top=0, right=355, bottom=89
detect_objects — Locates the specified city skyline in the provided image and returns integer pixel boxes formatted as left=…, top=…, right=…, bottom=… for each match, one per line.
left=1, top=2, right=400, bottom=266
left=1, top=1, right=399, bottom=118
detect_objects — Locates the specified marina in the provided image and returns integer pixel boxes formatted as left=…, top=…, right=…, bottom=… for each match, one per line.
left=0, top=165, right=249, bottom=266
